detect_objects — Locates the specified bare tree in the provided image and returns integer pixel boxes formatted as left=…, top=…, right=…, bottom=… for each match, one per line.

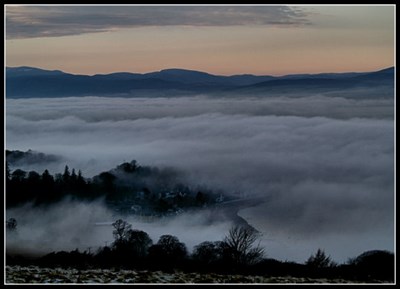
left=223, top=225, right=264, bottom=266
left=112, top=219, right=132, bottom=246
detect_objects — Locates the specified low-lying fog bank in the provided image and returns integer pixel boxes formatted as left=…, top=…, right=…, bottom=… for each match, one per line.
left=6, top=95, right=394, bottom=263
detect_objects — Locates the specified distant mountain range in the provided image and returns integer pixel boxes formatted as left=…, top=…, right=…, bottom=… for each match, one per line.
left=5, top=66, right=394, bottom=98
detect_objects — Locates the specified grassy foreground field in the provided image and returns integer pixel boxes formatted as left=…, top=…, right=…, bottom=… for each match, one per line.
left=5, top=265, right=391, bottom=284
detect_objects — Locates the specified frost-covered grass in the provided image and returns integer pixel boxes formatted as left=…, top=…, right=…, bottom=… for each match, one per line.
left=6, top=265, right=370, bottom=284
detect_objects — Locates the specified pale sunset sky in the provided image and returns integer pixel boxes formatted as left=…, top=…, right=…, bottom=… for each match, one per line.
left=5, top=4, right=395, bottom=76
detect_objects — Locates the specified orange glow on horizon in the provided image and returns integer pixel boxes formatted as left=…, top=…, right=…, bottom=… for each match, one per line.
left=5, top=6, right=394, bottom=76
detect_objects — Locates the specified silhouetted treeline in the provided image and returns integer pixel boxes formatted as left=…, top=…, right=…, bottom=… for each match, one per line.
left=6, top=222, right=394, bottom=282
left=6, top=159, right=226, bottom=213
left=6, top=163, right=97, bottom=207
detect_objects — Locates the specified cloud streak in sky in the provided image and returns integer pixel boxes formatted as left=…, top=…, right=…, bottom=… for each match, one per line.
left=6, top=5, right=311, bottom=39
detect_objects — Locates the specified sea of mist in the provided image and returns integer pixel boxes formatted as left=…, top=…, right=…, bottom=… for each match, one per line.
left=5, top=94, right=394, bottom=263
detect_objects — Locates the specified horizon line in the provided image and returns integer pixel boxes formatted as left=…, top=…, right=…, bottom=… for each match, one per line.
left=5, top=65, right=395, bottom=78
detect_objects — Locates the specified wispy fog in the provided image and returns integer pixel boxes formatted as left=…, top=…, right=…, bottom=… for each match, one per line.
left=5, top=95, right=394, bottom=263
left=6, top=199, right=234, bottom=257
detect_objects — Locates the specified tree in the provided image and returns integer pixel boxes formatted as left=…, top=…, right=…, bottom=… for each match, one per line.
left=71, top=168, right=77, bottom=182
left=306, top=249, right=336, bottom=268
left=39, top=169, right=56, bottom=202
left=112, top=219, right=132, bottom=247
left=110, top=222, right=153, bottom=267
left=222, top=225, right=265, bottom=267
left=26, top=171, right=42, bottom=202
left=54, top=173, right=63, bottom=184
left=117, top=160, right=137, bottom=173
left=98, top=172, right=116, bottom=194
left=126, top=229, right=153, bottom=258
left=27, top=171, right=41, bottom=183
left=148, top=234, right=188, bottom=269
left=157, top=235, right=188, bottom=258
left=42, top=169, right=54, bottom=183
left=11, top=169, right=26, bottom=182
left=6, top=218, right=17, bottom=232
left=8, top=169, right=28, bottom=206
left=77, top=170, right=86, bottom=186
left=347, top=250, right=394, bottom=281
left=192, top=241, right=225, bottom=265
left=62, top=165, right=70, bottom=183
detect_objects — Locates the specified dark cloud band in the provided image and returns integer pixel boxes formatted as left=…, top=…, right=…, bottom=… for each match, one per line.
left=6, top=5, right=311, bottom=39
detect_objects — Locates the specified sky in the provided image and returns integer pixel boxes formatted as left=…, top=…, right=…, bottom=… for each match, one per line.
left=5, top=4, right=395, bottom=76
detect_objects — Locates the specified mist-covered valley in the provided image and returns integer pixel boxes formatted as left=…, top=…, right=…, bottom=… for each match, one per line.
left=5, top=91, right=394, bottom=265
